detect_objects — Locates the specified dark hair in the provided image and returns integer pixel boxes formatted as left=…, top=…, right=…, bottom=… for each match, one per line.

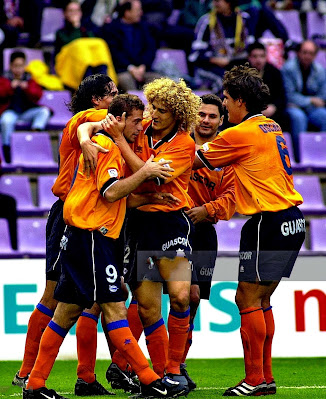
left=247, top=41, right=266, bottom=55
left=201, top=94, right=224, bottom=116
left=223, top=63, right=270, bottom=113
left=220, top=0, right=238, bottom=12
left=68, top=74, right=115, bottom=114
left=108, top=93, right=144, bottom=117
left=117, top=1, right=132, bottom=18
left=10, top=51, right=26, bottom=63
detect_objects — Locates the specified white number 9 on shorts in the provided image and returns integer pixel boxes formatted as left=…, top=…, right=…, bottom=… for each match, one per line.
left=106, top=264, right=118, bottom=283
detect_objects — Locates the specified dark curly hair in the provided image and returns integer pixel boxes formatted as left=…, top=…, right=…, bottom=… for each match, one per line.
left=67, top=74, right=116, bottom=114
left=223, top=64, right=270, bottom=113
left=108, top=93, right=144, bottom=117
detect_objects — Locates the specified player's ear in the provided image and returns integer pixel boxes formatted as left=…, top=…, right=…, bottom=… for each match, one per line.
left=92, top=95, right=99, bottom=107
left=116, top=115, right=121, bottom=121
left=219, top=115, right=224, bottom=126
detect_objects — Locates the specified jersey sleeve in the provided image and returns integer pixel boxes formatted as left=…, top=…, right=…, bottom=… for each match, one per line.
left=68, top=109, right=108, bottom=149
left=196, top=130, right=251, bottom=170
left=204, top=166, right=236, bottom=222
left=93, top=135, right=122, bottom=197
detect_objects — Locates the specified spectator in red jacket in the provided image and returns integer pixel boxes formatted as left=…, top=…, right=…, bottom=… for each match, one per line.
left=0, top=51, right=51, bottom=163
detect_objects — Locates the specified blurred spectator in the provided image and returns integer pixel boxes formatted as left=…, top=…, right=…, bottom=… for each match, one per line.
left=54, top=1, right=95, bottom=55
left=189, top=0, right=250, bottom=93
left=301, top=0, right=326, bottom=13
left=178, top=0, right=212, bottom=29
left=101, top=0, right=161, bottom=92
left=0, top=157, right=17, bottom=250
left=281, top=40, right=326, bottom=161
left=0, top=51, right=51, bottom=163
left=54, top=1, right=117, bottom=91
left=0, top=0, right=44, bottom=72
left=270, top=0, right=326, bottom=13
left=247, top=41, right=287, bottom=127
left=0, top=0, right=44, bottom=48
left=239, top=1, right=289, bottom=44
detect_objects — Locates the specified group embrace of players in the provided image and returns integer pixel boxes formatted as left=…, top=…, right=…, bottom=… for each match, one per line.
left=12, top=64, right=305, bottom=399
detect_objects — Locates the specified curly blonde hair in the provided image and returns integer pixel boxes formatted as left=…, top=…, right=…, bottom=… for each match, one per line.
left=143, top=77, right=202, bottom=132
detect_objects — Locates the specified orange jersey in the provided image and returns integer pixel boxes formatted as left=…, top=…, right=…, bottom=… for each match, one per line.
left=196, top=114, right=303, bottom=215
left=63, top=133, right=126, bottom=239
left=129, top=119, right=195, bottom=212
left=188, top=162, right=236, bottom=223
left=52, top=108, right=108, bottom=201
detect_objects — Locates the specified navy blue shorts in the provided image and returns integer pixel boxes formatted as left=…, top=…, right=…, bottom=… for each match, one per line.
left=123, top=209, right=194, bottom=289
left=46, top=199, right=65, bottom=281
left=239, top=206, right=306, bottom=282
left=54, top=226, right=125, bottom=308
left=191, top=222, right=217, bottom=300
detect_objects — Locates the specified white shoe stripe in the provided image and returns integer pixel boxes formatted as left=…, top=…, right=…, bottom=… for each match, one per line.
left=238, top=386, right=251, bottom=394
left=231, top=388, right=245, bottom=396
left=241, top=382, right=255, bottom=390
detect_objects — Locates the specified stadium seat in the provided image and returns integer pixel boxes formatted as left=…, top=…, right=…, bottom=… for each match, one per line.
left=11, top=132, right=57, bottom=173
left=214, top=219, right=247, bottom=252
left=41, top=7, right=64, bottom=44
left=152, top=48, right=189, bottom=76
left=274, top=10, right=304, bottom=44
left=39, top=91, right=72, bottom=130
left=299, top=132, right=326, bottom=171
left=0, top=175, right=37, bottom=215
left=3, top=47, right=44, bottom=74
left=0, top=219, right=16, bottom=256
left=17, top=217, right=47, bottom=256
left=315, top=49, right=326, bottom=69
left=310, top=218, right=326, bottom=251
left=293, top=175, right=326, bottom=215
left=306, top=11, right=326, bottom=48
left=38, top=175, right=57, bottom=212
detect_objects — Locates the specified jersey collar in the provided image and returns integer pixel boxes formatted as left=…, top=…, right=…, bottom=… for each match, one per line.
left=242, top=113, right=263, bottom=122
left=144, top=123, right=179, bottom=150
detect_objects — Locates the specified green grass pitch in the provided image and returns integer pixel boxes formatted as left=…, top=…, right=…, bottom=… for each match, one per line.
left=1, top=358, right=326, bottom=398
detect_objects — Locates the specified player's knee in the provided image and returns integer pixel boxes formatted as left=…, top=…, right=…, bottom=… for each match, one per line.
left=170, top=290, right=190, bottom=313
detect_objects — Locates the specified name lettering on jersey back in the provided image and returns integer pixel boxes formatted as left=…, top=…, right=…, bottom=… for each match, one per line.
left=259, top=123, right=282, bottom=133
left=191, top=172, right=216, bottom=191
left=281, top=219, right=306, bottom=236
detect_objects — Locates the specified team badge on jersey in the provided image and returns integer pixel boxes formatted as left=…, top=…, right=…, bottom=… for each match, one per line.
left=108, top=168, right=118, bottom=177
left=202, top=142, right=210, bottom=152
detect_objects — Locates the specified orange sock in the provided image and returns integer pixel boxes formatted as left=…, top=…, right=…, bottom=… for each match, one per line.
left=112, top=300, right=144, bottom=371
left=240, top=307, right=266, bottom=386
left=144, top=318, right=168, bottom=377
left=26, top=321, right=67, bottom=390
left=108, top=320, right=159, bottom=385
left=181, top=320, right=194, bottom=364
left=166, top=308, right=190, bottom=375
left=76, top=312, right=98, bottom=383
left=19, top=304, right=53, bottom=377
left=263, top=306, right=275, bottom=384
left=101, top=312, right=117, bottom=357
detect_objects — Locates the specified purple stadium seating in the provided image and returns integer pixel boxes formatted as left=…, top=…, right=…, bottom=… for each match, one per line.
left=17, top=217, right=46, bottom=256
left=3, top=48, right=44, bottom=73
left=274, top=10, right=304, bottom=44
left=310, top=218, right=326, bottom=251
left=41, top=7, right=64, bottom=44
left=306, top=11, right=326, bottom=48
left=0, top=219, right=16, bottom=256
left=152, top=48, right=189, bottom=76
left=0, top=175, right=37, bottom=215
left=38, top=175, right=57, bottom=212
left=11, top=132, right=57, bottom=172
left=299, top=133, right=326, bottom=171
left=293, top=175, right=326, bottom=215
left=214, top=219, right=247, bottom=252
left=315, top=49, right=326, bottom=69
left=39, top=91, right=72, bottom=130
